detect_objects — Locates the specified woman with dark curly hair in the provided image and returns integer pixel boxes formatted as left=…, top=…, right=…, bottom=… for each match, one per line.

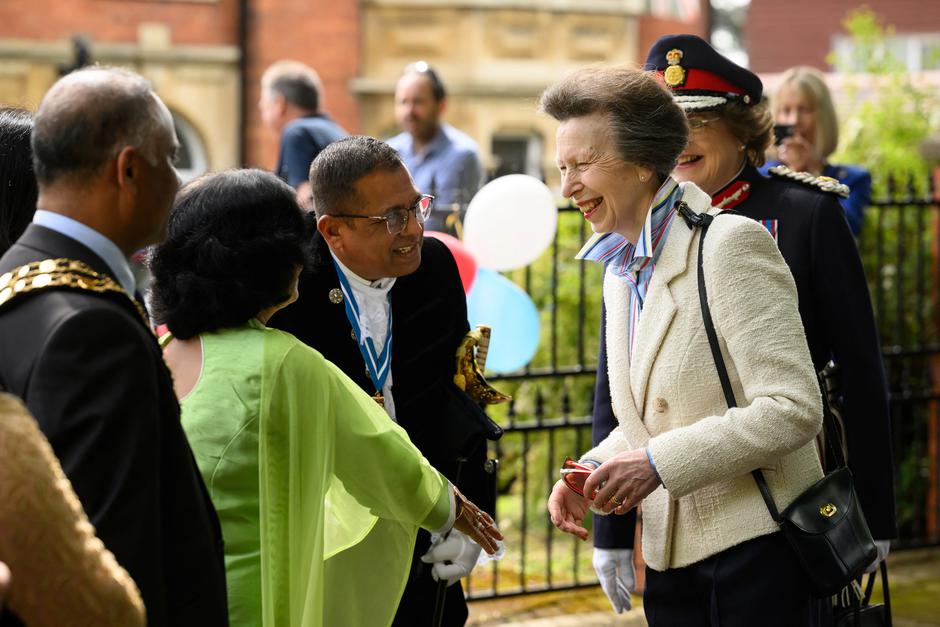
left=0, top=108, right=38, bottom=256
left=150, top=168, right=501, bottom=627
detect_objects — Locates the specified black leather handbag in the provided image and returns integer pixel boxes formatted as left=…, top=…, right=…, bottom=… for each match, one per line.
left=680, top=203, right=878, bottom=599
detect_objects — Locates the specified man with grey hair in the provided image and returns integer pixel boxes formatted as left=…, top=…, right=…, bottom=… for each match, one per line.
left=0, top=67, right=228, bottom=627
left=259, top=60, right=347, bottom=208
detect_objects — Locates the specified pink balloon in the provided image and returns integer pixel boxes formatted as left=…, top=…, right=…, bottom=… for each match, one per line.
left=425, top=231, right=478, bottom=294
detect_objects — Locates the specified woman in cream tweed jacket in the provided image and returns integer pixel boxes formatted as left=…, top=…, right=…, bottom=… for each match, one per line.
left=543, top=67, right=824, bottom=625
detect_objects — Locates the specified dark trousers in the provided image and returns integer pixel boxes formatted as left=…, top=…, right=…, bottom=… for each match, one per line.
left=391, top=529, right=468, bottom=627
left=644, top=532, right=813, bottom=627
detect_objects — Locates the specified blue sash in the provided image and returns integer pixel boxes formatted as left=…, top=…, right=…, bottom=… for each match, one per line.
left=332, top=260, right=393, bottom=394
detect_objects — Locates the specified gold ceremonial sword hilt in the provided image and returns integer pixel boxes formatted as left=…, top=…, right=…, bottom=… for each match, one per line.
left=453, top=325, right=511, bottom=406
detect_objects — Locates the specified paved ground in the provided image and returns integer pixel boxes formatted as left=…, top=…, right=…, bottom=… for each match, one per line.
left=467, top=546, right=940, bottom=626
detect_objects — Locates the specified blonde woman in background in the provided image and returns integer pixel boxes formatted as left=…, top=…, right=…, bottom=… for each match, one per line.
left=763, top=66, right=871, bottom=235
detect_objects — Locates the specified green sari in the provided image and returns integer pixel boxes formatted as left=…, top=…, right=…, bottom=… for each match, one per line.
left=176, top=320, right=450, bottom=626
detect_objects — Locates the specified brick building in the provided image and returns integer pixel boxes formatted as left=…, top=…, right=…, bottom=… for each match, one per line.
left=747, top=0, right=940, bottom=73
left=0, top=0, right=706, bottom=184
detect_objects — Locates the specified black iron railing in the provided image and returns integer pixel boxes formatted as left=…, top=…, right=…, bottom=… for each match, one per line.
left=465, top=180, right=940, bottom=600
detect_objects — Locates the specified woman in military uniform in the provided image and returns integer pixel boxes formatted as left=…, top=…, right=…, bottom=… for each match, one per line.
left=644, top=32, right=895, bottom=562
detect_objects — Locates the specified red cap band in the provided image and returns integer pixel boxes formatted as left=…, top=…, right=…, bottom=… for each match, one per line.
left=659, top=68, right=747, bottom=95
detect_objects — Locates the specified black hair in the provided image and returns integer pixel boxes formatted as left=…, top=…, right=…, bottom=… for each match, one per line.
left=149, top=169, right=306, bottom=339
left=0, top=108, right=38, bottom=255
left=309, top=135, right=406, bottom=218
left=403, top=62, right=446, bottom=101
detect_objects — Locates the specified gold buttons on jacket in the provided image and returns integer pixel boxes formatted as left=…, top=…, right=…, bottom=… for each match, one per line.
left=328, top=288, right=343, bottom=304
left=653, top=398, right=669, bottom=413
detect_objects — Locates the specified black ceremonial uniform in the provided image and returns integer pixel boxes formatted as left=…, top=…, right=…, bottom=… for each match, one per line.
left=270, top=230, right=498, bottom=627
left=0, top=224, right=229, bottom=627
left=718, top=164, right=896, bottom=540
left=594, top=32, right=897, bottom=559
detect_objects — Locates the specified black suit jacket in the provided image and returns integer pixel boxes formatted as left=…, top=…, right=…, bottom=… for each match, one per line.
left=270, top=231, right=494, bottom=626
left=593, top=166, right=897, bottom=551
left=0, top=224, right=228, bottom=627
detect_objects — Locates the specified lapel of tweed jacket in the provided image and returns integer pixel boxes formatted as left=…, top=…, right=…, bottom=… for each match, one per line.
left=628, top=183, right=715, bottom=418
left=602, top=268, right=648, bottom=449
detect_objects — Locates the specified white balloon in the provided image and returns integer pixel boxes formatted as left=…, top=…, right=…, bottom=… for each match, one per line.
left=463, top=175, right=558, bottom=271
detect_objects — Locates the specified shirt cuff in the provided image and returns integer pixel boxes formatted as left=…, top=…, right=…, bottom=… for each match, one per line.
left=646, top=447, right=663, bottom=485
left=429, top=482, right=457, bottom=535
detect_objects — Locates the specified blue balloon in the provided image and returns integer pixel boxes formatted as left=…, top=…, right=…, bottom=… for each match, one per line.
left=466, top=268, right=540, bottom=373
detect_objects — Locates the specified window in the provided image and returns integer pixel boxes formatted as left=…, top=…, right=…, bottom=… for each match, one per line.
left=171, top=111, right=209, bottom=183
left=492, top=132, right=543, bottom=179
left=833, top=32, right=940, bottom=72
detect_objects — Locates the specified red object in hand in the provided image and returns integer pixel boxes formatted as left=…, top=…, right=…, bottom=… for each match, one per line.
left=561, top=458, right=594, bottom=497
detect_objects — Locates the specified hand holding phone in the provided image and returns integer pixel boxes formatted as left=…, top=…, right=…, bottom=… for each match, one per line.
left=773, top=123, right=794, bottom=146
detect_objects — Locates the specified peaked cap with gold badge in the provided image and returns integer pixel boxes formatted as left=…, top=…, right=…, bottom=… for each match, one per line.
left=644, top=34, right=762, bottom=112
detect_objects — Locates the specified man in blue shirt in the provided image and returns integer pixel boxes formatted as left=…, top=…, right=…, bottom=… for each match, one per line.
left=387, top=63, right=483, bottom=233
left=259, top=60, right=347, bottom=209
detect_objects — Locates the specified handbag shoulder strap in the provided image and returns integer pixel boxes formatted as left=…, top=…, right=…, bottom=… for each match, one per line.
left=678, top=201, right=782, bottom=522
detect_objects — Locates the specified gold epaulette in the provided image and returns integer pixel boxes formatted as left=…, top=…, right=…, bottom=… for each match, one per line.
left=454, top=325, right=512, bottom=406
left=0, top=258, right=149, bottom=326
left=768, top=165, right=850, bottom=198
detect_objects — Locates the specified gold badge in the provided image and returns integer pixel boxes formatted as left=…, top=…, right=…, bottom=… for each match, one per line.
left=372, top=391, right=385, bottom=408
left=664, top=48, right=686, bottom=88
left=328, top=288, right=343, bottom=304
left=820, top=503, right=838, bottom=518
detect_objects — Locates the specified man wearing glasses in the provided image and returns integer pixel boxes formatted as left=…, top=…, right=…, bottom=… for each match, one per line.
left=270, top=135, right=497, bottom=626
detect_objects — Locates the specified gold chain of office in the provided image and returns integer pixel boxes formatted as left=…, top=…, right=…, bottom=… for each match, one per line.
left=0, top=258, right=149, bottom=326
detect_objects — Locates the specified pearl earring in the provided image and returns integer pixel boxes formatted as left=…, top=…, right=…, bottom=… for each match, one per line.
left=738, top=145, right=746, bottom=152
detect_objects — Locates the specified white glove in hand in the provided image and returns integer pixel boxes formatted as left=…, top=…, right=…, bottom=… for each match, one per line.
left=420, top=530, right=482, bottom=586
left=865, top=539, right=890, bottom=574
left=593, top=548, right=635, bottom=614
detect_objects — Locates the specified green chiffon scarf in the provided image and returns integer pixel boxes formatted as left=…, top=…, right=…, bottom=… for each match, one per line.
left=175, top=321, right=450, bottom=626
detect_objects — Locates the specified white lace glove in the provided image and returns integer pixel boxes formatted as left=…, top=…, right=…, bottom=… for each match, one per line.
left=420, top=530, right=482, bottom=586
left=865, top=540, right=890, bottom=574
left=593, top=548, right=635, bottom=614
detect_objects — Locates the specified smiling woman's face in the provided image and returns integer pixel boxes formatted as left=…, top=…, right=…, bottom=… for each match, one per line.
left=555, top=112, right=651, bottom=239
left=671, top=112, right=746, bottom=195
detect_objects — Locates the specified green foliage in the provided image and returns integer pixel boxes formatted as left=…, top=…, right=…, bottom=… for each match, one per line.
left=832, top=7, right=938, bottom=543
left=829, top=8, right=939, bottom=194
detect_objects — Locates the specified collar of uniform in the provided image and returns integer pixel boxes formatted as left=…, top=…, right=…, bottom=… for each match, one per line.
left=711, top=161, right=751, bottom=210
left=31, top=209, right=137, bottom=295
left=330, top=252, right=396, bottom=293
left=575, top=177, right=680, bottom=280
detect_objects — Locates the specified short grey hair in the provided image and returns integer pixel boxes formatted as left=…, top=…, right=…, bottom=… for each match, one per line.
left=261, top=60, right=322, bottom=112
left=31, top=66, right=164, bottom=186
left=309, top=136, right=406, bottom=219
left=539, top=67, right=689, bottom=180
